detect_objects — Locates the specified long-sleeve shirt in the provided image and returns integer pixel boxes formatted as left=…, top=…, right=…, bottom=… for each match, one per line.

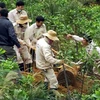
left=0, top=17, right=20, bottom=48
left=14, top=24, right=27, bottom=45
left=8, top=9, right=27, bottom=26
left=36, top=37, right=61, bottom=69
left=72, top=35, right=100, bottom=55
left=24, top=23, right=46, bottom=47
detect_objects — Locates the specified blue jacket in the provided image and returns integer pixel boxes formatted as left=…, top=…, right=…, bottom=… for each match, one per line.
left=0, top=17, right=20, bottom=48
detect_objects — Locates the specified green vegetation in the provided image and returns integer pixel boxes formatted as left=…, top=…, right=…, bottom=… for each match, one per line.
left=0, top=0, right=100, bottom=100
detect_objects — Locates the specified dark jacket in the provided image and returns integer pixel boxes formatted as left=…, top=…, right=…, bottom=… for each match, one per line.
left=0, top=17, right=20, bottom=48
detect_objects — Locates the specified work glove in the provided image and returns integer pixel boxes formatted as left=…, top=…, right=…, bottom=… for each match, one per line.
left=53, top=60, right=64, bottom=68
left=58, top=60, right=64, bottom=64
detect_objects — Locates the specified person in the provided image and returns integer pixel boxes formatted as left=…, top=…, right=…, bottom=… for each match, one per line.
left=0, top=9, right=21, bottom=60
left=66, top=34, right=100, bottom=55
left=0, top=9, right=22, bottom=82
left=8, top=1, right=27, bottom=26
left=0, top=2, right=6, bottom=10
left=24, top=16, right=46, bottom=49
left=24, top=16, right=46, bottom=61
left=36, top=30, right=64, bottom=94
left=14, top=15, right=32, bottom=72
left=66, top=34, right=100, bottom=75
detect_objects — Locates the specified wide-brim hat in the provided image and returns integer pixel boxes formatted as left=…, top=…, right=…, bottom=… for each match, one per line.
left=43, top=30, right=59, bottom=41
left=16, top=15, right=32, bottom=24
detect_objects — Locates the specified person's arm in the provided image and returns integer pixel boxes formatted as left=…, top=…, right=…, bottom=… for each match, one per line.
left=43, top=24, right=47, bottom=33
left=67, top=34, right=84, bottom=42
left=8, top=22, right=20, bottom=48
left=96, top=47, right=100, bottom=54
left=42, top=46, right=63, bottom=64
left=72, top=35, right=84, bottom=42
left=8, top=11, right=17, bottom=26
left=18, top=38, right=26, bottom=45
left=86, top=41, right=96, bottom=55
left=24, top=25, right=34, bottom=49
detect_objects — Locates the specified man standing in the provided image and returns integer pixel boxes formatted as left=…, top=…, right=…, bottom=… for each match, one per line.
left=0, top=9, right=21, bottom=60
left=36, top=30, right=64, bottom=93
left=0, top=9, right=22, bottom=84
left=24, top=16, right=46, bottom=62
left=14, top=15, right=32, bottom=72
left=8, top=1, right=27, bottom=26
left=24, top=16, right=46, bottom=49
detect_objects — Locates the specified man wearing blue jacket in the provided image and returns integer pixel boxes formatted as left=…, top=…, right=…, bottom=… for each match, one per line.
left=0, top=9, right=21, bottom=60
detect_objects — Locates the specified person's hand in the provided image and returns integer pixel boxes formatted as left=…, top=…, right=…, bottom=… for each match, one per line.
left=18, top=39, right=26, bottom=45
left=59, top=60, right=64, bottom=64
left=66, top=34, right=72, bottom=39
left=29, top=45, right=35, bottom=50
left=20, top=41, right=26, bottom=45
left=18, top=47, right=22, bottom=53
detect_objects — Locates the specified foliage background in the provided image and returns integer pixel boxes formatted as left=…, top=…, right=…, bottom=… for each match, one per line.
left=1, top=0, right=100, bottom=99
left=3, top=0, right=100, bottom=48
left=4, top=0, right=100, bottom=63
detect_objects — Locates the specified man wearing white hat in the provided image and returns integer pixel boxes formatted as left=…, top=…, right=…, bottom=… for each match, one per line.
left=36, top=30, right=64, bottom=91
left=14, top=15, right=32, bottom=72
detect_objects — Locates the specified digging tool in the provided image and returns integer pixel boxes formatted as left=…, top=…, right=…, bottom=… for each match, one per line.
left=52, top=48, right=82, bottom=66
left=30, top=47, right=35, bottom=73
left=62, top=64, right=72, bottom=100
left=31, top=46, right=80, bottom=83
left=31, top=47, right=80, bottom=79
left=29, top=46, right=80, bottom=99
left=31, top=46, right=79, bottom=66
left=52, top=48, right=76, bottom=100
left=79, top=52, right=99, bottom=98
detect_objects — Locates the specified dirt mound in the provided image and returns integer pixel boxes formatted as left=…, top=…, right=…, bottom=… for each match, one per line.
left=22, top=67, right=95, bottom=94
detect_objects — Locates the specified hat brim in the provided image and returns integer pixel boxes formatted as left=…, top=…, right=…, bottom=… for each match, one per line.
left=43, top=33, right=59, bottom=41
left=16, top=19, right=32, bottom=24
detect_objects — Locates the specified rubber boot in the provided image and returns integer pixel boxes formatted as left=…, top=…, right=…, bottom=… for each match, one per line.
left=18, top=63, right=24, bottom=71
left=26, top=63, right=32, bottom=72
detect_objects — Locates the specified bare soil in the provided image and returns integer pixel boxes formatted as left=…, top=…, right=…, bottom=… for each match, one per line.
left=22, top=66, right=96, bottom=95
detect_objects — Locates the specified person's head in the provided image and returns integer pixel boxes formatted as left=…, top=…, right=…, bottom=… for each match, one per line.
left=82, top=34, right=92, bottom=46
left=0, top=2, right=6, bottom=10
left=16, top=1, right=25, bottom=12
left=36, top=16, right=45, bottom=27
left=16, top=15, right=32, bottom=28
left=43, top=30, right=59, bottom=44
left=0, top=9, right=8, bottom=17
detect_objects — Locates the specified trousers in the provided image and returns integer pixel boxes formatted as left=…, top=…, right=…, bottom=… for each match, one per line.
left=43, top=68, right=58, bottom=89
